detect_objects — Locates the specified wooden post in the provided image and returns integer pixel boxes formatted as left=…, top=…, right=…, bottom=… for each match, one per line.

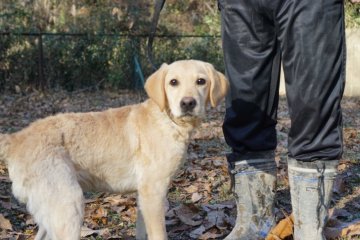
left=37, top=34, right=46, bottom=90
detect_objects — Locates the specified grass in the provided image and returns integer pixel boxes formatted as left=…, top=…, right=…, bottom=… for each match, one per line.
left=345, top=1, right=360, bottom=28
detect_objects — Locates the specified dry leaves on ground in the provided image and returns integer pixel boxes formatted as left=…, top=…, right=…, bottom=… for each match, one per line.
left=0, top=91, right=359, bottom=239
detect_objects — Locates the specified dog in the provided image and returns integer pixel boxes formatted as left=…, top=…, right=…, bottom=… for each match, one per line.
left=0, top=60, right=228, bottom=240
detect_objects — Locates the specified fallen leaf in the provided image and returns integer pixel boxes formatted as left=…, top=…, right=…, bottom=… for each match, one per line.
left=80, top=226, right=110, bottom=237
left=212, top=159, right=224, bottom=167
left=0, top=194, right=10, bottom=201
left=89, top=206, right=108, bottom=224
left=84, top=199, right=97, bottom=204
left=0, top=176, right=11, bottom=182
left=202, top=183, right=212, bottom=193
left=104, top=195, right=135, bottom=207
left=333, top=177, right=347, bottom=195
left=123, top=206, right=137, bottom=222
left=329, top=208, right=352, bottom=220
left=206, top=210, right=227, bottom=230
left=0, top=214, right=13, bottom=230
left=325, top=208, right=360, bottom=238
left=25, top=216, right=36, bottom=225
left=110, top=205, right=126, bottom=213
left=325, top=219, right=360, bottom=239
left=337, top=162, right=348, bottom=172
left=191, top=192, right=202, bottom=203
left=189, top=208, right=230, bottom=239
left=165, top=218, right=179, bottom=226
left=340, top=220, right=360, bottom=237
left=266, top=213, right=293, bottom=240
left=184, top=185, right=199, bottom=194
left=15, top=85, right=21, bottom=94
left=198, top=227, right=225, bottom=240
left=0, top=200, right=12, bottom=210
left=190, top=225, right=206, bottom=238
left=166, top=208, right=176, bottom=219
left=202, top=202, right=235, bottom=212
left=168, top=224, right=192, bottom=236
left=174, top=204, right=202, bottom=226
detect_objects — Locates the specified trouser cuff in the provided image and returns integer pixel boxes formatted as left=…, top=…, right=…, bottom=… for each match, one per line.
left=287, top=157, right=339, bottom=169
left=227, top=150, right=275, bottom=162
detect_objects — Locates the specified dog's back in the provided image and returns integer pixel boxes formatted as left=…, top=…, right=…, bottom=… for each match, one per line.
left=0, top=104, right=155, bottom=194
left=0, top=133, right=10, bottom=164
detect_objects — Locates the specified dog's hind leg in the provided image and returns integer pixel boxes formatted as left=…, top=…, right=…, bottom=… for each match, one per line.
left=26, top=147, right=84, bottom=240
left=34, top=226, right=49, bottom=240
left=136, top=197, right=148, bottom=240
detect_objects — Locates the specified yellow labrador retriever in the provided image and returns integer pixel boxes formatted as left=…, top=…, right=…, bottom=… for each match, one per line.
left=0, top=60, right=228, bottom=240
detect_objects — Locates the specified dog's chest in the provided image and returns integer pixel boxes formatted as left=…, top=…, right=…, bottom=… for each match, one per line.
left=159, top=130, right=191, bottom=173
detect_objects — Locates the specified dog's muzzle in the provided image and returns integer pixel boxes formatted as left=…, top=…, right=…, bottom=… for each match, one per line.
left=180, top=97, right=197, bottom=114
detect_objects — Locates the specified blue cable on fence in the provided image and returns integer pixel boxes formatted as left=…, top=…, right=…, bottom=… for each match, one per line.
left=133, top=54, right=145, bottom=89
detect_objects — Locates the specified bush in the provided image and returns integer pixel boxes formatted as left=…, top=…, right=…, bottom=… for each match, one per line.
left=345, top=1, right=360, bottom=28
left=0, top=0, right=358, bottom=92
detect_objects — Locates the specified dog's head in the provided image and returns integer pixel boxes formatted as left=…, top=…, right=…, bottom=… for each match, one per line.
left=145, top=60, right=229, bottom=121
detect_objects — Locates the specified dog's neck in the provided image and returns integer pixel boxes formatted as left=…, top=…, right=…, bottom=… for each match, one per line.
left=145, top=99, right=201, bottom=136
left=164, top=106, right=202, bottom=130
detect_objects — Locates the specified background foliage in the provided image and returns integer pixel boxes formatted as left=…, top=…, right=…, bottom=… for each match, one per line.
left=0, top=0, right=359, bottom=91
left=0, top=0, right=222, bottom=91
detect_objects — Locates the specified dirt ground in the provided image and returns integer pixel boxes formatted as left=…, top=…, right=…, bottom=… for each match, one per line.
left=0, top=90, right=359, bottom=239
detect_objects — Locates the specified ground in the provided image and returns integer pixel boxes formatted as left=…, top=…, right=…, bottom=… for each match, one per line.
left=0, top=90, right=359, bottom=240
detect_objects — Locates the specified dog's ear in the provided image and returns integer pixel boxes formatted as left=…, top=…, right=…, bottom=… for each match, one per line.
left=204, top=63, right=229, bottom=107
left=145, top=63, right=168, bottom=111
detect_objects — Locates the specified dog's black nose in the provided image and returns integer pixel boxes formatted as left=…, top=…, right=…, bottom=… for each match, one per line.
left=180, top=97, right=197, bottom=112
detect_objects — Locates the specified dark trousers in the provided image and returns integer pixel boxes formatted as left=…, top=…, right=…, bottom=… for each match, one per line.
left=219, top=0, right=346, bottom=162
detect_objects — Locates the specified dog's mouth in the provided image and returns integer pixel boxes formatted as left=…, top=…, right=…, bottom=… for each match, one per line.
left=179, top=111, right=205, bottom=121
left=182, top=111, right=195, bottom=117
left=180, top=109, right=203, bottom=118
left=166, top=108, right=202, bottom=127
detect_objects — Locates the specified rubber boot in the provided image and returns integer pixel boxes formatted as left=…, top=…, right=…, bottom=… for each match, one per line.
left=288, top=158, right=339, bottom=240
left=225, top=151, right=277, bottom=240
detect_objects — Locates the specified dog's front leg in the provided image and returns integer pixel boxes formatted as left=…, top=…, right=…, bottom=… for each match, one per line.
left=137, top=180, right=169, bottom=240
left=136, top=197, right=147, bottom=240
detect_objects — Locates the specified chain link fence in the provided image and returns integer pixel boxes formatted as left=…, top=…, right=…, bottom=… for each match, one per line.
left=0, top=32, right=224, bottom=92
left=0, top=0, right=224, bottom=92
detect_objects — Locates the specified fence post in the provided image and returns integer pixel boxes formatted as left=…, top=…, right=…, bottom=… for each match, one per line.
left=37, top=33, right=47, bottom=90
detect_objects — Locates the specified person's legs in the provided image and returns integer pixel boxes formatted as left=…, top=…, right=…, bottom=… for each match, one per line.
left=221, top=0, right=280, bottom=154
left=276, top=0, right=345, bottom=238
left=219, top=0, right=280, bottom=238
left=278, top=0, right=345, bottom=161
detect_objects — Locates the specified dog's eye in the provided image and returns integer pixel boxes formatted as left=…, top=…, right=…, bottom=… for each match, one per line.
left=197, top=78, right=206, bottom=85
left=170, top=79, right=178, bottom=86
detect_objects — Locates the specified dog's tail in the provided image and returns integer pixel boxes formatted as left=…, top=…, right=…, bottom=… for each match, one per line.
left=0, top=133, right=10, bottom=164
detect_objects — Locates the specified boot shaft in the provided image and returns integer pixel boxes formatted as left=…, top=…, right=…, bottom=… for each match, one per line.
left=225, top=151, right=277, bottom=240
left=288, top=158, right=339, bottom=240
